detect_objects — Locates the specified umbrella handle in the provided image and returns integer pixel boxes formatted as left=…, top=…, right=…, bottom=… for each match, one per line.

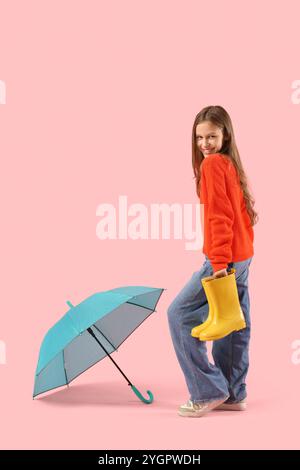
left=130, top=384, right=154, bottom=404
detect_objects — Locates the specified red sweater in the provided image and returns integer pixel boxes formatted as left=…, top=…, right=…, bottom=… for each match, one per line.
left=199, top=153, right=254, bottom=273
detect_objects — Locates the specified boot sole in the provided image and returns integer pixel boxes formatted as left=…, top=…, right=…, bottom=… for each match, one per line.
left=199, top=320, right=246, bottom=341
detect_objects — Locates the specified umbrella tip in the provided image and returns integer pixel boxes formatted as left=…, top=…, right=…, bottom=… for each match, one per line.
left=66, top=300, right=74, bottom=308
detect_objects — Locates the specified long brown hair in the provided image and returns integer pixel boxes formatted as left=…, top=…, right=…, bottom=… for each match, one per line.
left=192, top=105, right=259, bottom=226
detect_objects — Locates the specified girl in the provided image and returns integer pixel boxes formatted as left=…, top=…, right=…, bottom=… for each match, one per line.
left=167, top=105, right=258, bottom=418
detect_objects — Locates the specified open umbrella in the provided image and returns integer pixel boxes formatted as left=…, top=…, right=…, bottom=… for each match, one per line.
left=33, top=286, right=165, bottom=404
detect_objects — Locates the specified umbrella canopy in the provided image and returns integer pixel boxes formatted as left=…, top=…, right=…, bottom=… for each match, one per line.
left=33, top=286, right=165, bottom=403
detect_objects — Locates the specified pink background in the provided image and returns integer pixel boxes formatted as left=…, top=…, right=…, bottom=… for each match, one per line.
left=1, top=0, right=300, bottom=450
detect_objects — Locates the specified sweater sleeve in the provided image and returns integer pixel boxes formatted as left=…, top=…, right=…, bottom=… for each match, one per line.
left=202, top=156, right=234, bottom=272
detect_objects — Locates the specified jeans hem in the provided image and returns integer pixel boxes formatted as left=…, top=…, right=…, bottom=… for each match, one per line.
left=191, top=394, right=229, bottom=404
left=226, top=394, right=247, bottom=404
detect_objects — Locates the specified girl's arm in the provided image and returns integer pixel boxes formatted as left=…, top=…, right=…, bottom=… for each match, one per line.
left=202, top=156, right=234, bottom=274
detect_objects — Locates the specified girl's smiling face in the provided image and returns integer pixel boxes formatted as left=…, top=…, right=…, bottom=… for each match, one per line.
left=195, top=121, right=224, bottom=157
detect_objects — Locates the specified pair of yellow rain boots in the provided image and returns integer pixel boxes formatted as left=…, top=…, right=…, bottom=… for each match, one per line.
left=191, top=268, right=246, bottom=341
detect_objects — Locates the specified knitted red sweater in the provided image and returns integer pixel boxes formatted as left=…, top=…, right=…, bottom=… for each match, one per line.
left=199, top=153, right=254, bottom=273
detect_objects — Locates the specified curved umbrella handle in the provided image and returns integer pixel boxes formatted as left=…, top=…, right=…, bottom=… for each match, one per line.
left=130, top=384, right=154, bottom=404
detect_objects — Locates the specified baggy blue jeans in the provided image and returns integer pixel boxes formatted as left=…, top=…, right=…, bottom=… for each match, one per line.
left=167, top=255, right=253, bottom=404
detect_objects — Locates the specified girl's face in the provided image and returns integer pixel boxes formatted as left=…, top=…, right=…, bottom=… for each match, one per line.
left=195, top=121, right=224, bottom=158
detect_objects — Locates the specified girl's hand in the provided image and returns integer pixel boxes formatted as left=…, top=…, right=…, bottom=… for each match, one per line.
left=212, top=268, right=228, bottom=279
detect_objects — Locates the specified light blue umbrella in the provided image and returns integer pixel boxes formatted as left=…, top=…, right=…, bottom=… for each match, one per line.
left=33, top=286, right=165, bottom=404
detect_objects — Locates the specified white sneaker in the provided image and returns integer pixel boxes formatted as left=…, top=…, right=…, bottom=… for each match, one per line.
left=215, top=398, right=247, bottom=411
left=178, top=396, right=229, bottom=417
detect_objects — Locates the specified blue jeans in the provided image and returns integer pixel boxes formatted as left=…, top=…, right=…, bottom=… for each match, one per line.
left=167, top=255, right=253, bottom=404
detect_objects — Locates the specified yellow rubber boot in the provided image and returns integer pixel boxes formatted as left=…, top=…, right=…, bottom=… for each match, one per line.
left=190, top=274, right=215, bottom=337
left=199, top=268, right=246, bottom=341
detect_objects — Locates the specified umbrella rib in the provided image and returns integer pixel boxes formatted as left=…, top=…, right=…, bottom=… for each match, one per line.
left=62, top=349, right=68, bottom=385
left=92, top=324, right=118, bottom=352
left=126, top=301, right=154, bottom=311
left=92, top=300, right=158, bottom=351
